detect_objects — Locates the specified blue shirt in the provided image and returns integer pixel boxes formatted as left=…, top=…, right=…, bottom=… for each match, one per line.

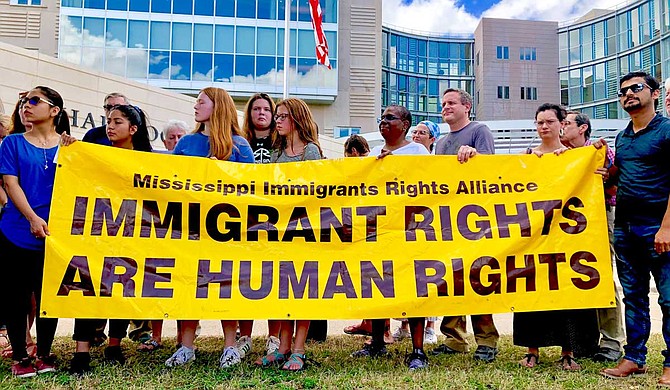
left=0, top=134, right=58, bottom=250
left=615, top=114, right=670, bottom=225
left=82, top=125, right=112, bottom=146
left=173, top=132, right=254, bottom=163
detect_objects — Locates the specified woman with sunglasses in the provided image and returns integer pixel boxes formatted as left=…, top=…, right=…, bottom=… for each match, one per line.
left=0, top=86, right=70, bottom=377
left=254, top=98, right=323, bottom=372
left=514, top=103, right=599, bottom=371
left=166, top=87, right=254, bottom=370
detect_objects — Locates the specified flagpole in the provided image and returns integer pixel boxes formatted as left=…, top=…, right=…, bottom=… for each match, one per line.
left=283, top=0, right=291, bottom=99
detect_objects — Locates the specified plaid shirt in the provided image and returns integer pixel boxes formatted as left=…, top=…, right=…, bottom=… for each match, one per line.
left=584, top=139, right=616, bottom=206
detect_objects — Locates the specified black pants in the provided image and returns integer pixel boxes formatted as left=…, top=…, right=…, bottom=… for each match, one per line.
left=0, top=231, right=58, bottom=360
left=73, top=319, right=129, bottom=342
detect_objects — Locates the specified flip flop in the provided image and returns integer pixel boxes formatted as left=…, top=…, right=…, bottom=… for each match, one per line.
left=137, top=339, right=162, bottom=352
left=559, top=355, right=581, bottom=371
left=0, top=332, right=9, bottom=349
left=519, top=353, right=539, bottom=368
left=343, top=324, right=372, bottom=336
left=281, top=353, right=306, bottom=372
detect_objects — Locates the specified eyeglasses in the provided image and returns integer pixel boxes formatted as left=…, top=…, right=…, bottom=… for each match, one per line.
left=617, top=83, right=652, bottom=97
left=274, top=113, right=290, bottom=122
left=411, top=130, right=429, bottom=136
left=103, top=104, right=118, bottom=111
left=377, top=114, right=401, bottom=123
left=22, top=96, right=55, bottom=107
left=534, top=119, right=559, bottom=127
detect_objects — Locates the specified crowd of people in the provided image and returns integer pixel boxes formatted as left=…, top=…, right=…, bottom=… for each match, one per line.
left=0, top=70, right=669, bottom=386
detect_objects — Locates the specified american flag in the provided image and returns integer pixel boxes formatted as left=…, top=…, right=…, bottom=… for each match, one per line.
left=308, top=0, right=331, bottom=69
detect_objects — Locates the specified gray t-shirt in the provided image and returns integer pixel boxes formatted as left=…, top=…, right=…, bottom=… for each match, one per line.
left=271, top=142, right=322, bottom=162
left=434, top=121, right=495, bottom=156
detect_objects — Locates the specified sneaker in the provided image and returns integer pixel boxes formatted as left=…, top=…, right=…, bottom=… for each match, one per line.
left=165, top=345, right=196, bottom=367
left=11, top=358, right=36, bottom=378
left=473, top=345, right=498, bottom=363
left=265, top=335, right=281, bottom=355
left=236, top=336, right=252, bottom=359
left=431, top=344, right=463, bottom=355
left=424, top=327, right=438, bottom=344
left=219, top=346, right=241, bottom=368
left=593, top=347, right=623, bottom=362
left=407, top=350, right=428, bottom=370
left=69, top=352, right=91, bottom=375
left=103, top=346, right=126, bottom=365
left=392, top=327, right=411, bottom=340
left=35, top=354, right=57, bottom=374
left=351, top=343, right=388, bottom=358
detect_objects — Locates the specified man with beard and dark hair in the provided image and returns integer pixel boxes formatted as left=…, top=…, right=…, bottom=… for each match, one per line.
left=600, top=71, right=670, bottom=386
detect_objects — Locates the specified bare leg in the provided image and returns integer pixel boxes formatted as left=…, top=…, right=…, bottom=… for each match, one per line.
left=180, top=320, right=199, bottom=349
left=268, top=320, right=281, bottom=338
left=221, top=320, right=237, bottom=348
left=239, top=320, right=253, bottom=337
left=277, top=320, right=294, bottom=354
left=150, top=320, right=163, bottom=343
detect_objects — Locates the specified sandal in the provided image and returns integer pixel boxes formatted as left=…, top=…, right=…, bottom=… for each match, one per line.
left=343, top=323, right=372, bottom=336
left=0, top=333, right=9, bottom=349
left=519, top=353, right=539, bottom=368
left=281, top=353, right=306, bottom=372
left=559, top=355, right=581, bottom=371
left=255, top=350, right=289, bottom=367
left=137, top=339, right=162, bottom=352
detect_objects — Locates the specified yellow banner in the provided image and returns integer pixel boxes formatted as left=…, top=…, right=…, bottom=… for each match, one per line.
left=42, top=142, right=614, bottom=320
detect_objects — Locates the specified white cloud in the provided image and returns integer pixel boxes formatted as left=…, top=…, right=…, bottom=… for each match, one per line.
left=383, top=0, right=625, bottom=34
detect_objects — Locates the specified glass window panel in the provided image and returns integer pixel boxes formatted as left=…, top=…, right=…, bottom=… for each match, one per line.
left=214, top=54, right=233, bottom=82
left=298, top=0, right=311, bottom=22
left=151, top=0, right=171, bottom=13
left=428, top=41, right=438, bottom=58
left=325, top=31, right=336, bottom=58
left=171, top=51, right=191, bottom=80
left=128, top=20, right=148, bottom=48
left=129, top=0, right=149, bottom=12
left=81, top=47, right=103, bottom=70
left=257, top=28, right=276, bottom=55
left=256, top=55, right=275, bottom=82
left=150, top=21, right=170, bottom=50
left=63, top=0, right=83, bottom=6
left=83, top=17, right=104, bottom=47
left=192, top=53, right=213, bottom=81
left=216, top=0, right=234, bottom=16
left=258, top=0, right=277, bottom=19
left=428, top=78, right=438, bottom=95
left=215, top=25, right=234, bottom=53
left=193, top=24, right=213, bottom=52
left=194, top=0, right=213, bottom=15
left=149, top=50, right=169, bottom=78
left=237, top=0, right=256, bottom=18
left=235, top=55, right=255, bottom=79
left=298, top=29, right=314, bottom=57
left=105, top=48, right=126, bottom=76
left=84, top=0, right=104, bottom=9
left=106, top=19, right=127, bottom=47
left=174, top=0, right=192, bottom=14
left=236, top=26, right=255, bottom=54
left=127, top=49, right=148, bottom=78
left=107, top=0, right=128, bottom=11
left=322, top=0, right=337, bottom=23
left=439, top=43, right=449, bottom=58
left=62, top=16, right=83, bottom=45
left=59, top=45, right=82, bottom=65
left=172, top=23, right=192, bottom=51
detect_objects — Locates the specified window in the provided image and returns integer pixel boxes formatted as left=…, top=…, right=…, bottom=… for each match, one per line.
left=521, top=86, right=538, bottom=100
left=12, top=0, right=42, bottom=5
left=496, top=46, right=509, bottom=60
left=520, top=47, right=537, bottom=61
left=497, top=86, right=510, bottom=99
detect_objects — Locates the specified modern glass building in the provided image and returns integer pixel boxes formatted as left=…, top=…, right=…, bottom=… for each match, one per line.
left=382, top=26, right=475, bottom=125
left=59, top=0, right=339, bottom=102
left=558, top=0, right=670, bottom=119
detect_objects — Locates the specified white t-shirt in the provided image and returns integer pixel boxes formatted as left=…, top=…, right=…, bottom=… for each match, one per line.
left=369, top=142, right=430, bottom=157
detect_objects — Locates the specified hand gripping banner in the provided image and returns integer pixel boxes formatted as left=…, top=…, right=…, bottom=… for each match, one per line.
left=41, top=143, right=614, bottom=320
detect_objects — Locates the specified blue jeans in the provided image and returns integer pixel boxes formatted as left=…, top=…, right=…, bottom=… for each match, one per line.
left=614, top=223, right=670, bottom=367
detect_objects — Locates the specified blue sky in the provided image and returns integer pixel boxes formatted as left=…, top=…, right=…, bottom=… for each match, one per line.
left=383, top=0, right=624, bottom=34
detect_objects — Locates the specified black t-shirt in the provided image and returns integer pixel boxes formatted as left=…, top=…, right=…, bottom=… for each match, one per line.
left=251, top=136, right=273, bottom=164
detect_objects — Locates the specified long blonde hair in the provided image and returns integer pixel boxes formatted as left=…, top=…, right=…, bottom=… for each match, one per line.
left=196, top=87, right=244, bottom=160
left=272, top=98, right=323, bottom=158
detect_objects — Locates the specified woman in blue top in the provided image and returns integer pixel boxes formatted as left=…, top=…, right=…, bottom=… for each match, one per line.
left=0, top=86, right=70, bottom=378
left=166, top=87, right=254, bottom=369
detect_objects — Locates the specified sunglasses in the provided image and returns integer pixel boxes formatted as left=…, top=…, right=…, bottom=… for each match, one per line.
left=22, top=96, right=55, bottom=107
left=103, top=104, right=119, bottom=111
left=377, top=114, right=401, bottom=123
left=617, top=83, right=652, bottom=97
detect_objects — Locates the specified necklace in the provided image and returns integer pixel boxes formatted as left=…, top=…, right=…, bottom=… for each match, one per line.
left=42, top=147, right=48, bottom=170
left=33, top=135, right=53, bottom=170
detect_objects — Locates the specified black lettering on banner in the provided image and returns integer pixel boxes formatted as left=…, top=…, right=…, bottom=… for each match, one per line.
left=470, top=256, right=501, bottom=295
left=457, top=205, right=492, bottom=240
left=91, top=198, right=137, bottom=237
left=355, top=206, right=386, bottom=242
left=134, top=174, right=152, bottom=188
left=70, top=196, right=88, bottom=235
left=439, top=206, right=454, bottom=241
left=247, top=205, right=280, bottom=242
left=239, top=261, right=273, bottom=300
left=282, top=207, right=316, bottom=242
left=570, top=251, right=600, bottom=290
left=57, top=255, right=96, bottom=296
left=494, top=203, right=531, bottom=238
left=323, top=261, right=357, bottom=298
left=320, top=207, right=353, bottom=243
left=414, top=260, right=448, bottom=297
left=278, top=261, right=319, bottom=299
left=531, top=200, right=562, bottom=235
left=451, top=258, right=465, bottom=296
left=196, top=260, right=233, bottom=298
left=360, top=261, right=395, bottom=298
left=538, top=253, right=566, bottom=290
left=560, top=197, right=587, bottom=234
left=188, top=203, right=201, bottom=240
left=506, top=254, right=536, bottom=293
left=405, top=206, right=436, bottom=241
left=142, top=258, right=175, bottom=298
left=100, top=256, right=138, bottom=297
left=205, top=203, right=241, bottom=242
left=140, top=201, right=182, bottom=239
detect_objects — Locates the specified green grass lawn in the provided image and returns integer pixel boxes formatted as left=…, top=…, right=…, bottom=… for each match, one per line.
left=0, top=334, right=666, bottom=389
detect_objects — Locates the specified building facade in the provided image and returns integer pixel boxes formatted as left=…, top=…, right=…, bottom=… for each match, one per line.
left=0, top=0, right=59, bottom=56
